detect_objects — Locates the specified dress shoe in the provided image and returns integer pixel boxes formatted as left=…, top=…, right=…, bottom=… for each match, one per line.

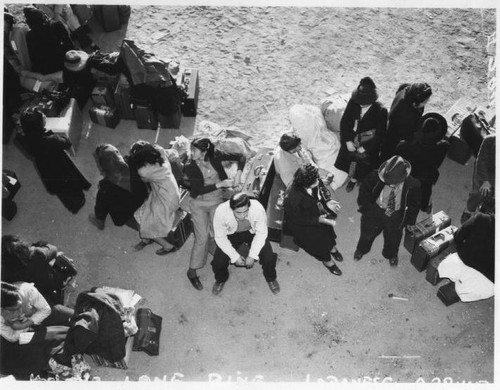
left=389, top=257, right=399, bottom=267
left=188, top=275, right=203, bottom=291
left=212, top=281, right=226, bottom=296
left=156, top=246, right=177, bottom=256
left=268, top=280, right=280, bottom=295
left=323, top=262, right=342, bottom=276
left=132, top=239, right=153, bottom=251
left=345, top=180, right=357, bottom=193
left=330, top=250, right=344, bottom=262
left=353, top=250, right=364, bottom=261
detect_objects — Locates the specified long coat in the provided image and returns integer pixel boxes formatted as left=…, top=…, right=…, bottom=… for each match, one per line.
left=134, top=161, right=180, bottom=239
left=17, top=130, right=91, bottom=196
left=381, top=85, right=425, bottom=161
left=283, top=183, right=336, bottom=261
left=335, top=99, right=388, bottom=179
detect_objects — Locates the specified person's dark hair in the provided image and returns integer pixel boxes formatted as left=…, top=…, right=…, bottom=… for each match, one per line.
left=279, top=132, right=301, bottom=152
left=229, top=192, right=251, bottom=210
left=130, top=142, right=164, bottom=169
left=292, top=163, right=319, bottom=189
left=1, top=235, right=31, bottom=266
left=406, top=83, right=432, bottom=105
left=1, top=282, right=21, bottom=308
left=191, top=137, right=215, bottom=161
left=20, top=107, right=45, bottom=136
left=23, top=6, right=49, bottom=29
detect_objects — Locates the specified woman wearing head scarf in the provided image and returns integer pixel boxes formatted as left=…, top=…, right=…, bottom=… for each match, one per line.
left=380, top=82, right=433, bottom=161
left=17, top=107, right=91, bottom=213
left=334, top=77, right=388, bottom=192
left=89, top=144, right=148, bottom=231
left=396, top=113, right=450, bottom=213
left=283, top=164, right=343, bottom=276
left=182, top=137, right=246, bottom=290
left=130, top=141, right=181, bottom=256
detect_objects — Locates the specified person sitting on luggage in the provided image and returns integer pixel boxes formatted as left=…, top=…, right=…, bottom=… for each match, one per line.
left=130, top=141, right=181, bottom=256
left=23, top=6, right=74, bottom=75
left=461, top=133, right=495, bottom=224
left=16, top=107, right=91, bottom=214
left=1, top=235, right=72, bottom=305
left=354, top=155, right=421, bottom=267
left=334, top=77, right=388, bottom=193
left=211, top=193, right=280, bottom=296
left=396, top=113, right=450, bottom=214
left=63, top=49, right=96, bottom=109
left=380, top=82, right=433, bottom=161
left=283, top=164, right=343, bottom=276
left=454, top=199, right=495, bottom=282
left=0, top=281, right=73, bottom=380
left=183, top=137, right=246, bottom=291
left=273, top=132, right=334, bottom=188
left=88, top=144, right=149, bottom=232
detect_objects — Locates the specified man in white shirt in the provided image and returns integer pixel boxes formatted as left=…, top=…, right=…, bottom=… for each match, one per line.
left=211, top=193, right=279, bottom=295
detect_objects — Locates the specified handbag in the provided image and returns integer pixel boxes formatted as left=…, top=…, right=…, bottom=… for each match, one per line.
left=52, top=253, right=78, bottom=278
left=133, top=308, right=162, bottom=356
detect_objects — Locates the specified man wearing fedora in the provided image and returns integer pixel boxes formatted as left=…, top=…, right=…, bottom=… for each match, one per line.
left=396, top=112, right=449, bottom=213
left=354, top=155, right=421, bottom=266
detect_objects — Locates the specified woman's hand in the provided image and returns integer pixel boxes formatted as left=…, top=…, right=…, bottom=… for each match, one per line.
left=9, top=318, right=34, bottom=331
left=346, top=141, right=356, bottom=152
left=326, top=200, right=341, bottom=213
left=319, top=215, right=336, bottom=227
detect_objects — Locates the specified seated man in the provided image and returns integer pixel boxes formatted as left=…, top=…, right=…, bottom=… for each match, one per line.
left=211, top=193, right=280, bottom=295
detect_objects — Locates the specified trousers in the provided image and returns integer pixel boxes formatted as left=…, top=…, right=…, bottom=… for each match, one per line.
left=211, top=230, right=277, bottom=283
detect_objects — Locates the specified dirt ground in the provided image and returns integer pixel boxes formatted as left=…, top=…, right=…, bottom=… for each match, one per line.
left=1, top=3, right=496, bottom=384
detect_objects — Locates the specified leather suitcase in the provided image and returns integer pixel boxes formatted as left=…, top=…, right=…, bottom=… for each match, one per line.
left=133, top=103, right=158, bottom=130
left=91, top=85, right=114, bottom=107
left=181, top=68, right=199, bottom=117
left=166, top=209, right=193, bottom=249
left=45, top=98, right=82, bottom=156
left=266, top=170, right=286, bottom=243
left=114, top=74, right=135, bottom=120
left=133, top=308, right=162, bottom=356
left=447, top=133, right=472, bottom=165
left=425, top=244, right=456, bottom=285
left=241, top=148, right=275, bottom=207
left=437, top=282, right=460, bottom=306
left=89, top=105, right=120, bottom=129
left=158, top=107, right=181, bottom=129
left=411, top=225, right=457, bottom=272
left=404, top=210, right=451, bottom=253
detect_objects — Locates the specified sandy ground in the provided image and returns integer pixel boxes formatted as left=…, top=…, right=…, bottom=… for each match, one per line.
left=1, top=4, right=496, bottom=384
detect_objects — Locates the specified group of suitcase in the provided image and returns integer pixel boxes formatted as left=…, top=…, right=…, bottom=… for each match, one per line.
left=89, top=68, right=199, bottom=131
left=404, top=210, right=461, bottom=306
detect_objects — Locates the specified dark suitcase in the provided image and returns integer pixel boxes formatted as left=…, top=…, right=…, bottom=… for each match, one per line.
left=166, top=190, right=193, bottom=249
left=133, top=103, right=158, bottom=130
left=53, top=253, right=78, bottom=279
left=133, top=308, right=162, bottom=356
left=89, top=105, right=120, bottom=129
left=266, top=172, right=285, bottom=243
left=437, top=282, right=460, bottom=306
left=2, top=170, right=20, bottom=221
left=158, top=107, right=181, bottom=129
left=426, top=244, right=456, bottom=285
left=94, top=5, right=121, bottom=33
left=91, top=84, right=114, bottom=107
left=404, top=210, right=451, bottom=253
left=114, top=74, right=135, bottom=120
left=181, top=68, right=199, bottom=117
left=242, top=148, right=275, bottom=207
left=411, top=225, right=457, bottom=272
left=460, top=112, right=492, bottom=158
left=447, top=132, right=472, bottom=165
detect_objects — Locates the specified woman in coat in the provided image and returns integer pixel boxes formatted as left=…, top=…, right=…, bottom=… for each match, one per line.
left=380, top=82, right=433, bottom=161
left=334, top=77, right=388, bottom=192
left=183, top=137, right=246, bottom=290
left=396, top=113, right=449, bottom=213
left=88, top=144, right=148, bottom=231
left=17, top=107, right=91, bottom=213
left=131, top=141, right=180, bottom=256
left=283, top=164, right=343, bottom=276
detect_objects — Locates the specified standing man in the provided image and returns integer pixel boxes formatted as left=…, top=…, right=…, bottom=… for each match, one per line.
left=354, top=155, right=421, bottom=266
left=211, top=193, right=279, bottom=295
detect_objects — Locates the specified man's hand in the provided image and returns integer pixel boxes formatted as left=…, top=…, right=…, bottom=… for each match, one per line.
left=234, top=256, right=246, bottom=267
left=319, top=215, right=336, bottom=227
left=480, top=181, right=492, bottom=196
left=9, top=318, right=33, bottom=331
left=346, top=141, right=356, bottom=152
left=245, top=256, right=256, bottom=269
left=326, top=200, right=341, bottom=213
left=217, top=179, right=234, bottom=189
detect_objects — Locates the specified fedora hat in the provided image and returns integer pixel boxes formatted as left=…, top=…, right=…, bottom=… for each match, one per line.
left=416, top=112, right=448, bottom=145
left=64, top=50, right=89, bottom=72
left=378, top=155, right=412, bottom=185
left=351, top=77, right=378, bottom=106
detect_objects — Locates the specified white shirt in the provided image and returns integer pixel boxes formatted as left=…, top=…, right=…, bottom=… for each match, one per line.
left=213, top=199, right=269, bottom=263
